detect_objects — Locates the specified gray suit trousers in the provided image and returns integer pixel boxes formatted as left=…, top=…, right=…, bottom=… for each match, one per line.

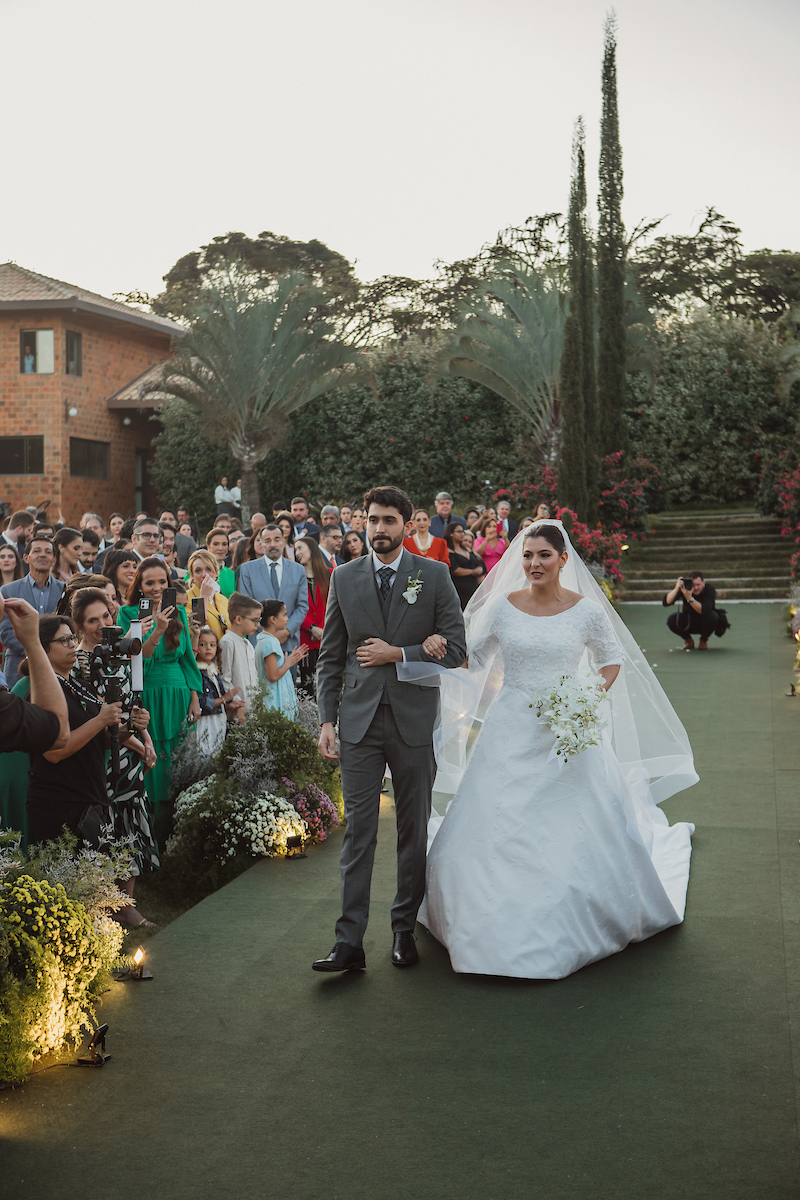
left=336, top=703, right=435, bottom=947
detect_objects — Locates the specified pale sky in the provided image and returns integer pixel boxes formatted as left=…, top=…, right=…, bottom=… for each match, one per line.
left=2, top=0, right=798, bottom=302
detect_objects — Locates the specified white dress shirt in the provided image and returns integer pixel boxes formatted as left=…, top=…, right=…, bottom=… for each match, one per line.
left=264, top=553, right=283, bottom=588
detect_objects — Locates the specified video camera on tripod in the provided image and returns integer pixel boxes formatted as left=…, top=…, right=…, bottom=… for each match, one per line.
left=89, top=626, right=144, bottom=780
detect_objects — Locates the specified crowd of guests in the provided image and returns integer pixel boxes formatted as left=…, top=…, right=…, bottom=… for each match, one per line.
left=0, top=489, right=553, bottom=923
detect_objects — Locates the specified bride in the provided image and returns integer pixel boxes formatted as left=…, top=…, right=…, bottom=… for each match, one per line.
left=408, top=520, right=696, bottom=980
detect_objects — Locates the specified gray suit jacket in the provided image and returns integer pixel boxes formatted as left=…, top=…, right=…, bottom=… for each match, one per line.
left=316, top=549, right=466, bottom=746
left=0, top=574, right=65, bottom=688
left=237, top=556, right=309, bottom=651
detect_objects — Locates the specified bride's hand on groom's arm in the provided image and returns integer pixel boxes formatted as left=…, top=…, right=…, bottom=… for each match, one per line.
left=422, top=634, right=447, bottom=660
left=355, top=638, right=403, bottom=667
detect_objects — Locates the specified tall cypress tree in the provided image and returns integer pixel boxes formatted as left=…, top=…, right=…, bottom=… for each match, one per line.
left=597, top=11, right=628, bottom=456
left=576, top=123, right=599, bottom=523
left=558, top=121, right=589, bottom=518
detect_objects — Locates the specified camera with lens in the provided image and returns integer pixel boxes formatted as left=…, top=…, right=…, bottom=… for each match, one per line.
left=91, top=625, right=142, bottom=672
left=681, top=576, right=695, bottom=591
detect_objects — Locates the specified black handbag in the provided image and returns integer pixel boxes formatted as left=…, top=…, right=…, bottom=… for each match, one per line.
left=714, top=608, right=731, bottom=638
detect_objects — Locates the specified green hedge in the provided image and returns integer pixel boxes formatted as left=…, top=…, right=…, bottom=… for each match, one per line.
left=149, top=349, right=536, bottom=520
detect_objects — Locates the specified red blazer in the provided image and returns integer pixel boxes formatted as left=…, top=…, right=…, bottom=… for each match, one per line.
left=300, top=574, right=331, bottom=649
left=403, top=535, right=451, bottom=565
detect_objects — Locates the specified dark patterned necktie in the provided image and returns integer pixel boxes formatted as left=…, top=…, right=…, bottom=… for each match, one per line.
left=378, top=566, right=393, bottom=606
left=270, top=562, right=278, bottom=596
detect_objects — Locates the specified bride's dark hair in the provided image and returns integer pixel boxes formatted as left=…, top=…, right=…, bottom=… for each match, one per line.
left=524, top=523, right=565, bottom=555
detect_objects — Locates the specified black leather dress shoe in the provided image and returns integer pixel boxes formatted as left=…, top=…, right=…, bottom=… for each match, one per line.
left=312, top=943, right=366, bottom=972
left=391, top=931, right=419, bottom=967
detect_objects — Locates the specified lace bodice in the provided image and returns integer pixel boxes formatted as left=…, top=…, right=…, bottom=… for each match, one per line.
left=487, top=596, right=623, bottom=693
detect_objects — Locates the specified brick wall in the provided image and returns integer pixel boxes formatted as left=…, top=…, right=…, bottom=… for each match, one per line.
left=0, top=310, right=172, bottom=525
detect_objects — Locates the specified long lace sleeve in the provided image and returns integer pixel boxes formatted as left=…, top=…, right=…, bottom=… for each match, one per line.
left=584, top=602, right=624, bottom=670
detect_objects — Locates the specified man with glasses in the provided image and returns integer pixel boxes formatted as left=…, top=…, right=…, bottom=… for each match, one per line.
left=0, top=536, right=64, bottom=688
left=130, top=518, right=162, bottom=561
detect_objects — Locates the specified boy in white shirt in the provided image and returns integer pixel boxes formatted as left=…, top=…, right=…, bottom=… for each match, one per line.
left=220, top=592, right=261, bottom=723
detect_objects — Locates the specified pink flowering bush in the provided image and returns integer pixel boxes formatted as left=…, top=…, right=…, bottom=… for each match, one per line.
left=757, top=444, right=800, bottom=579
left=281, top=779, right=341, bottom=843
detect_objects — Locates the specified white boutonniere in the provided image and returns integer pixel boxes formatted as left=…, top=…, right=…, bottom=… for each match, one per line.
left=401, top=570, right=424, bottom=605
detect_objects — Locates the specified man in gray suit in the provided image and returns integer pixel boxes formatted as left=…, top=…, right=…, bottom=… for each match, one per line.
left=314, top=486, right=467, bottom=973
left=236, top=523, right=308, bottom=651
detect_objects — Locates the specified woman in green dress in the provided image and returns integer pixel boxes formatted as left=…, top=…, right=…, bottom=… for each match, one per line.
left=117, top=557, right=202, bottom=835
left=0, top=675, right=32, bottom=844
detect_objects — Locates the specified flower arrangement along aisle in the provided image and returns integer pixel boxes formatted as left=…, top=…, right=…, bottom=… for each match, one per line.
left=0, top=832, right=133, bottom=1086
left=166, top=691, right=342, bottom=901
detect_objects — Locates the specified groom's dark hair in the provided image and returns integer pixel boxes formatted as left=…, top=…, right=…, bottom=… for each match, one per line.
left=363, top=486, right=413, bottom=524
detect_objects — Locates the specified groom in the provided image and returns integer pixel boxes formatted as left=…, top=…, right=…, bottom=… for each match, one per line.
left=314, top=485, right=467, bottom=972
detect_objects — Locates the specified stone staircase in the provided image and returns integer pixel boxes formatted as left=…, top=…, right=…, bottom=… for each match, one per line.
left=617, top=512, right=794, bottom=602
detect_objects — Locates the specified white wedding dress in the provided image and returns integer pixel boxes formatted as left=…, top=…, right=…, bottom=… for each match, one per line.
left=419, top=595, right=695, bottom=980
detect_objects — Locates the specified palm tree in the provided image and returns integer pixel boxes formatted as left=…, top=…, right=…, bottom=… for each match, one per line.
left=438, top=266, right=566, bottom=454
left=149, top=269, right=366, bottom=514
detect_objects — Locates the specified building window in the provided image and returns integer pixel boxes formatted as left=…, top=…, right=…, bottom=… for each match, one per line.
left=19, top=330, right=55, bottom=374
left=70, top=437, right=110, bottom=480
left=66, top=330, right=82, bottom=376
left=0, top=436, right=44, bottom=475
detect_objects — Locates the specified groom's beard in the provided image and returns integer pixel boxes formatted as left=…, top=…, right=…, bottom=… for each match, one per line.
left=371, top=531, right=404, bottom=554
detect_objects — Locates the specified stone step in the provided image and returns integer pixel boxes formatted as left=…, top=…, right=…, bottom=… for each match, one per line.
left=637, top=534, right=786, bottom=546
left=621, top=575, right=790, bottom=588
left=618, top=585, right=790, bottom=602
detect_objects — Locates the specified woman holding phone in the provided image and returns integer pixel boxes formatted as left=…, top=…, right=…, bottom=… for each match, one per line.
left=185, top=549, right=230, bottom=641
left=117, top=557, right=202, bottom=826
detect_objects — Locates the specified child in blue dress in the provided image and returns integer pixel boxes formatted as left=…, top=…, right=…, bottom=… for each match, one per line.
left=255, top=600, right=307, bottom=718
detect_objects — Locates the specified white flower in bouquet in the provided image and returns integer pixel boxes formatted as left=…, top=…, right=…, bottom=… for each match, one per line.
left=530, top=670, right=609, bottom=764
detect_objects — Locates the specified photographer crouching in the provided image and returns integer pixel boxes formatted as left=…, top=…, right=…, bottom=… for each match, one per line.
left=663, top=571, right=719, bottom=650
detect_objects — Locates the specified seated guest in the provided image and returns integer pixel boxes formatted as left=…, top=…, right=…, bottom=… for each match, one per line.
left=404, top=509, right=450, bottom=564
left=663, top=572, right=719, bottom=650
left=24, top=615, right=124, bottom=848
left=1, top=536, right=64, bottom=687
left=204, top=527, right=237, bottom=596
left=220, top=592, right=262, bottom=721
left=186, top=549, right=231, bottom=642
left=79, top=527, right=101, bottom=570
left=275, top=512, right=297, bottom=561
left=318, top=523, right=345, bottom=568
left=294, top=535, right=332, bottom=697
left=0, top=543, right=24, bottom=585
left=430, top=491, right=467, bottom=538
left=290, top=497, right=321, bottom=541
left=102, top=548, right=139, bottom=607
left=446, top=521, right=486, bottom=609
left=341, top=529, right=367, bottom=562
left=473, top=512, right=509, bottom=573
left=51, top=527, right=84, bottom=582
left=256, top=599, right=306, bottom=717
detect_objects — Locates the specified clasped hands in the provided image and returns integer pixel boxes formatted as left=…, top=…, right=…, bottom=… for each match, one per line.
left=354, top=634, right=448, bottom=666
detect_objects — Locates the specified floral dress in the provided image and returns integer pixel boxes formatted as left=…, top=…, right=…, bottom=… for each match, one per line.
left=72, top=650, right=159, bottom=874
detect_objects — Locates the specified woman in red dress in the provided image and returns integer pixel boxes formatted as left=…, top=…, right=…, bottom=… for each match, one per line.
left=294, top=536, right=332, bottom=698
left=403, top=508, right=451, bottom=564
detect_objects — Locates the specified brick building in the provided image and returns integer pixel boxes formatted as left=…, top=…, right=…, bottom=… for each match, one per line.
left=0, top=263, right=183, bottom=524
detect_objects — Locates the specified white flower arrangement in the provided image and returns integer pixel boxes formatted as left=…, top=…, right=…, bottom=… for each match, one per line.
left=530, top=670, right=609, bottom=764
left=402, top=570, right=424, bottom=605
left=170, top=781, right=308, bottom=862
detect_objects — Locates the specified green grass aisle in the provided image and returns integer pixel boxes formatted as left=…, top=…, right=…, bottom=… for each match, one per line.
left=2, top=604, right=798, bottom=1199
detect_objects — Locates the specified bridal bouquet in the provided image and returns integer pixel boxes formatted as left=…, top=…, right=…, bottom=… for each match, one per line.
left=530, top=671, right=609, bottom=764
